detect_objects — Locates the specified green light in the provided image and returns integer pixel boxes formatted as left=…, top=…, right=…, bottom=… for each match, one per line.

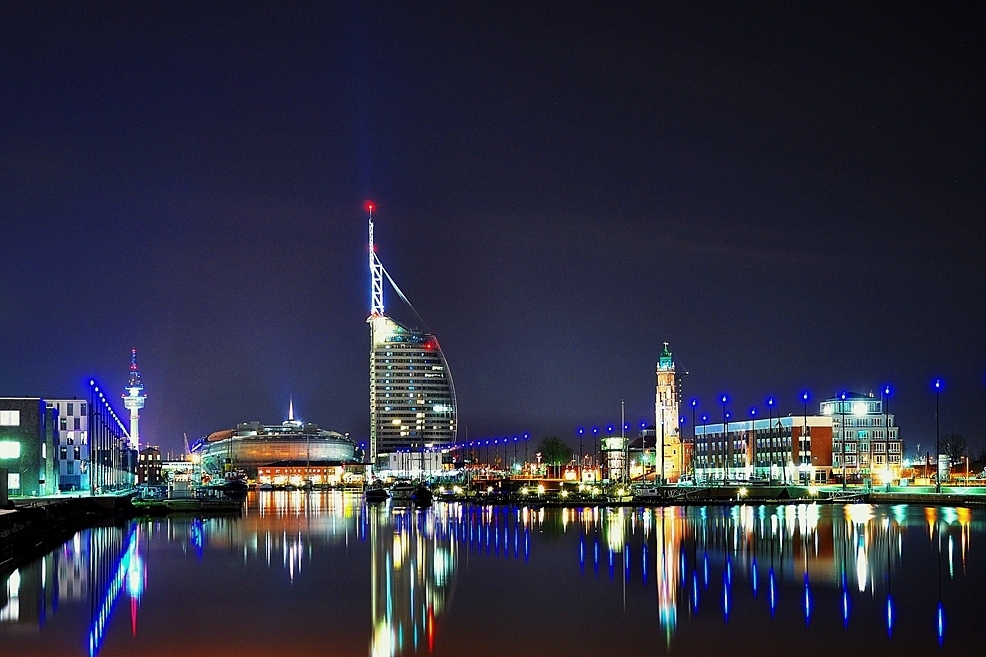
left=0, top=440, right=20, bottom=459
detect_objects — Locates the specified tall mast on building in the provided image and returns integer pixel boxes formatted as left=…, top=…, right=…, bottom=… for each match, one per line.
left=368, top=202, right=384, bottom=317
left=122, top=349, right=146, bottom=450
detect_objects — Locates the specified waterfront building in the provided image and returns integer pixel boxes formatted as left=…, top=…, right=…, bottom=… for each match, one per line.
left=366, top=204, right=457, bottom=464
left=45, top=398, right=90, bottom=491
left=256, top=462, right=365, bottom=487
left=161, top=454, right=196, bottom=483
left=655, top=343, right=683, bottom=482
left=694, top=415, right=834, bottom=484
left=190, top=404, right=359, bottom=479
left=137, top=446, right=162, bottom=486
left=0, top=398, right=58, bottom=496
left=821, top=391, right=902, bottom=483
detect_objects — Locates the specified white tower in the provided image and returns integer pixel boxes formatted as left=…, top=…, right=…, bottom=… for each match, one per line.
left=122, top=349, right=146, bottom=450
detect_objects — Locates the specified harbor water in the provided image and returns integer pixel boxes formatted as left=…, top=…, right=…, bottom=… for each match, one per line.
left=1, top=492, right=981, bottom=656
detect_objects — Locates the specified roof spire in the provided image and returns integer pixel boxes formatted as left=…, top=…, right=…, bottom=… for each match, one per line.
left=288, top=396, right=295, bottom=422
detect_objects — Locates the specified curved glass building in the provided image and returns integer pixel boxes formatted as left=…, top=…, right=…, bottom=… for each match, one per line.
left=369, top=315, right=457, bottom=460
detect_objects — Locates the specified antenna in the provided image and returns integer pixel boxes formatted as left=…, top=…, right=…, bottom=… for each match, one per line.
left=367, top=202, right=384, bottom=316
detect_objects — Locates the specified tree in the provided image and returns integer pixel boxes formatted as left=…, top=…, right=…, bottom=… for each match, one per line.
left=940, top=433, right=968, bottom=464
left=536, top=436, right=573, bottom=476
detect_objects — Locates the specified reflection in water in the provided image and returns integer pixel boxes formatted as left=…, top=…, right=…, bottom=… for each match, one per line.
left=563, top=503, right=975, bottom=649
left=0, top=521, right=144, bottom=657
left=369, top=503, right=457, bottom=657
left=0, top=498, right=980, bottom=655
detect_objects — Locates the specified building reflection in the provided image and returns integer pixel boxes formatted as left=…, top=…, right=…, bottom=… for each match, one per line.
left=1, top=497, right=979, bottom=653
left=0, top=521, right=144, bottom=657
left=369, top=502, right=458, bottom=657
left=570, top=502, right=977, bottom=646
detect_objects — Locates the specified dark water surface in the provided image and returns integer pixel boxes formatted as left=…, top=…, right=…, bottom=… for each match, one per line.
left=1, top=493, right=981, bottom=656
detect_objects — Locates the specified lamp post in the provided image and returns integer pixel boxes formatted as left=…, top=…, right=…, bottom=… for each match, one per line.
left=701, top=413, right=708, bottom=484
left=639, top=420, right=648, bottom=478
left=840, top=392, right=847, bottom=491
left=766, top=397, right=774, bottom=484
left=514, top=435, right=519, bottom=472
left=721, top=395, right=729, bottom=483
left=750, top=407, right=757, bottom=480
left=524, top=433, right=530, bottom=472
left=934, top=379, right=942, bottom=494
left=578, top=428, right=584, bottom=481
left=606, top=424, right=615, bottom=482
left=882, top=386, right=891, bottom=483
left=592, top=426, right=599, bottom=476
left=691, top=399, right=698, bottom=481
left=802, top=391, right=810, bottom=485
left=679, top=416, right=686, bottom=481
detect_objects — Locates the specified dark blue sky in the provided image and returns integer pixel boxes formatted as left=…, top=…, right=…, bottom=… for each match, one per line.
left=1, top=2, right=983, bottom=455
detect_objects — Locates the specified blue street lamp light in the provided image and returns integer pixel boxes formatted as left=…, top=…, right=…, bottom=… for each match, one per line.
left=701, top=413, right=709, bottom=482
left=577, top=427, right=585, bottom=479
left=934, top=379, right=943, bottom=493
left=690, top=399, right=698, bottom=481
left=721, top=395, right=729, bottom=483
left=882, top=386, right=891, bottom=485
left=801, top=391, right=810, bottom=484
left=679, top=416, right=686, bottom=478
left=592, top=427, right=599, bottom=467
left=840, top=392, right=847, bottom=490
left=768, top=396, right=777, bottom=483
left=750, top=407, right=757, bottom=479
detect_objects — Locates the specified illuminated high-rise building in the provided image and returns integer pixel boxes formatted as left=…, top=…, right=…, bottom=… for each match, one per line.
left=122, top=349, right=146, bottom=451
left=366, top=203, right=457, bottom=463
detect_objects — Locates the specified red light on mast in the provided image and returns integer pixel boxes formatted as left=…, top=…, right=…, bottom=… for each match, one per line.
left=364, top=201, right=376, bottom=213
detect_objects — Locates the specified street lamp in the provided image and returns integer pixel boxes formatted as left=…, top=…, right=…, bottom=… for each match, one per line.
left=766, top=396, right=775, bottom=484
left=690, top=399, right=698, bottom=482
left=802, top=391, right=810, bottom=485
left=640, top=420, right=648, bottom=477
left=606, top=424, right=614, bottom=481
left=749, top=407, right=757, bottom=480
left=702, top=413, right=711, bottom=481
left=524, top=433, right=530, bottom=471
left=882, top=385, right=891, bottom=483
left=592, top=426, right=599, bottom=473
left=721, top=395, right=729, bottom=483
left=679, top=416, right=686, bottom=481
left=840, top=392, right=847, bottom=491
left=934, top=379, right=943, bottom=494
left=577, top=427, right=584, bottom=481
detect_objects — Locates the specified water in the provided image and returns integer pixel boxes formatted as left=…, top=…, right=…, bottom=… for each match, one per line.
left=1, top=493, right=981, bottom=656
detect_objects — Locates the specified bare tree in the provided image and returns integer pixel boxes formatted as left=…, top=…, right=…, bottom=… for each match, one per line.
left=940, top=433, right=968, bottom=464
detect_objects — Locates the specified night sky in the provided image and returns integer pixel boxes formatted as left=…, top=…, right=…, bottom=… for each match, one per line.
left=1, top=2, right=983, bottom=455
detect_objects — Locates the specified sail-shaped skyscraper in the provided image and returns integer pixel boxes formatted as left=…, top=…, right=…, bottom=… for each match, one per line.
left=366, top=203, right=457, bottom=463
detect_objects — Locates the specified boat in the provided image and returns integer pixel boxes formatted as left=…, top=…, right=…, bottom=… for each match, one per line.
left=258, top=483, right=274, bottom=491
left=411, top=485, right=433, bottom=506
left=365, top=484, right=390, bottom=503
left=390, top=481, right=415, bottom=501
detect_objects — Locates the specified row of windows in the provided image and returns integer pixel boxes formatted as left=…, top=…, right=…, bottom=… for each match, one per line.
left=835, top=417, right=893, bottom=427
left=60, top=417, right=83, bottom=430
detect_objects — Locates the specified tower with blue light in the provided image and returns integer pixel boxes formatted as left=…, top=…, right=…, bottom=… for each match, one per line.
left=122, top=349, right=146, bottom=451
